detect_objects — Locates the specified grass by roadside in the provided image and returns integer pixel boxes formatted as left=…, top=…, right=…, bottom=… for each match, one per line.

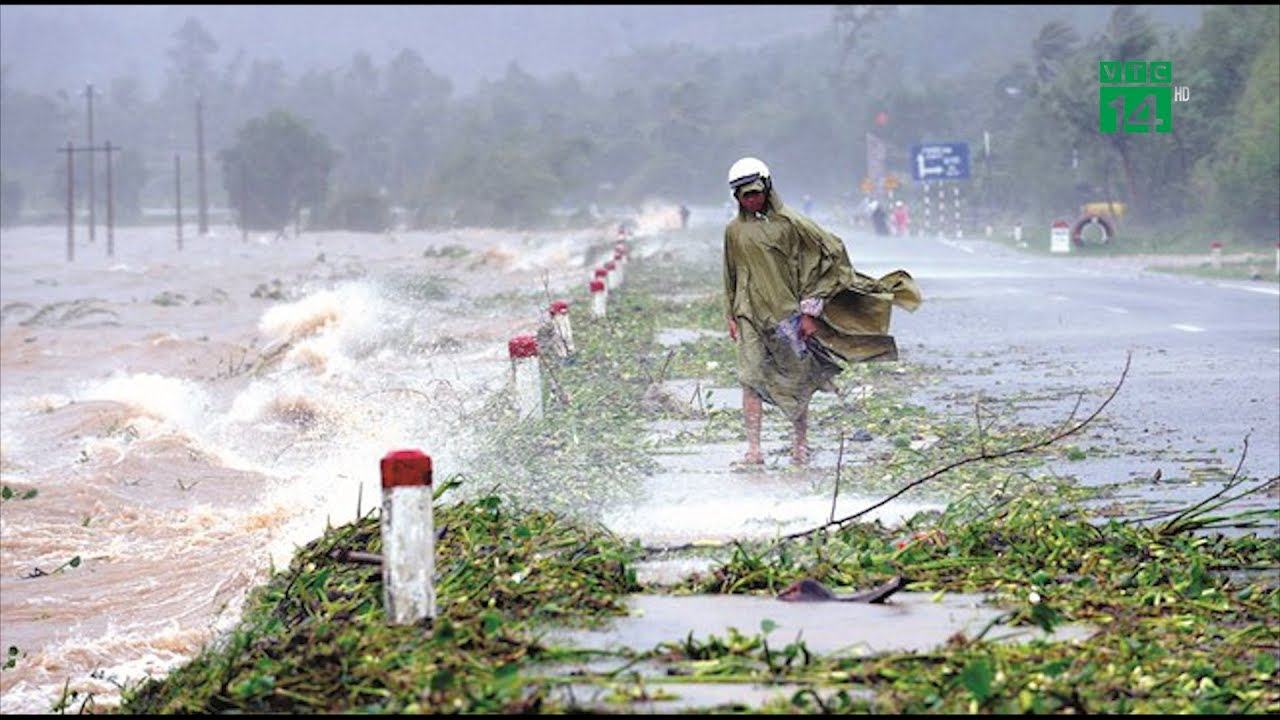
left=1147, top=259, right=1279, bottom=284
left=984, top=220, right=1276, bottom=259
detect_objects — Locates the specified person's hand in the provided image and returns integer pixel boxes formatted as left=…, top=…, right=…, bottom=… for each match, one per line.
left=798, top=314, right=818, bottom=340
left=728, top=317, right=739, bottom=341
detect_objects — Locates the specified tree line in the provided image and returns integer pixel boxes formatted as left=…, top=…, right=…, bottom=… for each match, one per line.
left=1, top=5, right=1275, bottom=243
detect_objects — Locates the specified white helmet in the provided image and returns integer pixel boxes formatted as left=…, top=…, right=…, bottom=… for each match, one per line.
left=727, top=157, right=771, bottom=193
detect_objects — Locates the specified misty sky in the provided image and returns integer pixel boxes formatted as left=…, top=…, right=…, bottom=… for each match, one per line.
left=0, top=5, right=836, bottom=94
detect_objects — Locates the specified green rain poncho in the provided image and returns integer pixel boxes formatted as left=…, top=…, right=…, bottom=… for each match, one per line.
left=723, top=186, right=922, bottom=419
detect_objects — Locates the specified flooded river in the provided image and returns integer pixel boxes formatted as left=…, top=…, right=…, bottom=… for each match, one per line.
left=0, top=217, right=652, bottom=712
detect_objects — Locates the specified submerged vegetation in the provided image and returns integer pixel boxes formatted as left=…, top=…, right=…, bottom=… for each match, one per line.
left=117, top=249, right=1279, bottom=714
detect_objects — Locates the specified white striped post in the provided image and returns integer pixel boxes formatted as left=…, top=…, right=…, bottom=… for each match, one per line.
left=509, top=335, right=543, bottom=420
left=549, top=300, right=574, bottom=356
left=1210, top=241, right=1223, bottom=269
left=953, top=185, right=962, bottom=239
left=379, top=450, right=436, bottom=625
left=590, top=279, right=607, bottom=318
left=921, top=182, right=931, bottom=237
left=605, top=259, right=621, bottom=288
left=594, top=266, right=611, bottom=294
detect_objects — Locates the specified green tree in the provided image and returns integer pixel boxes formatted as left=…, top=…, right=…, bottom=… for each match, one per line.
left=219, top=111, right=336, bottom=232
left=1197, top=28, right=1280, bottom=240
left=1031, top=20, right=1080, bottom=83
left=1037, top=7, right=1159, bottom=220
left=165, top=17, right=219, bottom=101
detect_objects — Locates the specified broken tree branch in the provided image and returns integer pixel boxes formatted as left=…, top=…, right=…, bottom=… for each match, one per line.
left=974, top=391, right=986, bottom=456
left=829, top=432, right=846, bottom=525
left=780, top=352, right=1132, bottom=544
left=540, top=353, right=573, bottom=407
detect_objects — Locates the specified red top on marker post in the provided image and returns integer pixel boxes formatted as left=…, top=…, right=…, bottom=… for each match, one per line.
left=381, top=449, right=432, bottom=488
left=508, top=334, right=539, bottom=359
left=549, top=300, right=569, bottom=315
left=589, top=280, right=605, bottom=293
left=594, top=267, right=609, bottom=279
left=604, top=260, right=617, bottom=272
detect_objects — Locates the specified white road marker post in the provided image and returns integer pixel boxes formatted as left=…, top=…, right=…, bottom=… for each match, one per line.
left=549, top=300, right=574, bottom=356
left=1050, top=220, right=1070, bottom=254
left=508, top=334, right=543, bottom=420
left=605, top=259, right=621, bottom=288
left=594, top=266, right=611, bottom=293
left=379, top=449, right=436, bottom=626
left=1210, top=241, right=1223, bottom=270
left=590, top=279, right=607, bottom=318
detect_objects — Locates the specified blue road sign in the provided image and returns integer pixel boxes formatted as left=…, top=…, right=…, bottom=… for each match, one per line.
left=911, top=143, right=970, bottom=181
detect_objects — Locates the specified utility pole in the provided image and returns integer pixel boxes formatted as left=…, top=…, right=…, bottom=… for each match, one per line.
left=983, top=130, right=991, bottom=228
left=58, top=141, right=75, bottom=261
left=103, top=141, right=119, bottom=257
left=175, top=153, right=183, bottom=251
left=196, top=97, right=209, bottom=235
left=84, top=83, right=97, bottom=244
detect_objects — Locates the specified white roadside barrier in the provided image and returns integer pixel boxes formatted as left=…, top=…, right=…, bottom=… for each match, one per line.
left=509, top=334, right=543, bottom=420
left=549, top=300, right=574, bottom=356
left=379, top=449, right=436, bottom=625
left=590, top=279, right=607, bottom=318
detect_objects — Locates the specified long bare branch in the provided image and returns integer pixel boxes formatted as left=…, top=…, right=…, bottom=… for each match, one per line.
left=1158, top=434, right=1250, bottom=535
left=829, top=432, right=847, bottom=525
left=779, top=352, right=1132, bottom=543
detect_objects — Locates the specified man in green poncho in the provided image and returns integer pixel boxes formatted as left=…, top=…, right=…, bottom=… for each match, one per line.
left=723, top=157, right=922, bottom=467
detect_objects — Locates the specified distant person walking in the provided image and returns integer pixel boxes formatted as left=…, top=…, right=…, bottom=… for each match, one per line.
left=870, top=200, right=890, bottom=236
left=892, top=201, right=910, bottom=236
left=722, top=157, right=922, bottom=467
left=679, top=204, right=691, bottom=229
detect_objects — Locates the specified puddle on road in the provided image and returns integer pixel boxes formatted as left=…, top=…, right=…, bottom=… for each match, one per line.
left=634, top=556, right=719, bottom=586
left=659, top=380, right=742, bottom=411
left=549, top=680, right=840, bottom=713
left=545, top=592, right=1094, bottom=658
left=601, top=469, right=942, bottom=544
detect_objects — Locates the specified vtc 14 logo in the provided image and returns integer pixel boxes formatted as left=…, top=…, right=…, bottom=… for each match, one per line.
left=1098, top=60, right=1189, bottom=134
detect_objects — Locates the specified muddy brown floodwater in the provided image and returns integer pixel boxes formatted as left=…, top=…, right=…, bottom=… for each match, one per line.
left=0, top=218, right=668, bottom=713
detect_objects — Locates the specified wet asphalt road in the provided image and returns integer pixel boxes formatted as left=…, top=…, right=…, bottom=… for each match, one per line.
left=821, top=222, right=1279, bottom=519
